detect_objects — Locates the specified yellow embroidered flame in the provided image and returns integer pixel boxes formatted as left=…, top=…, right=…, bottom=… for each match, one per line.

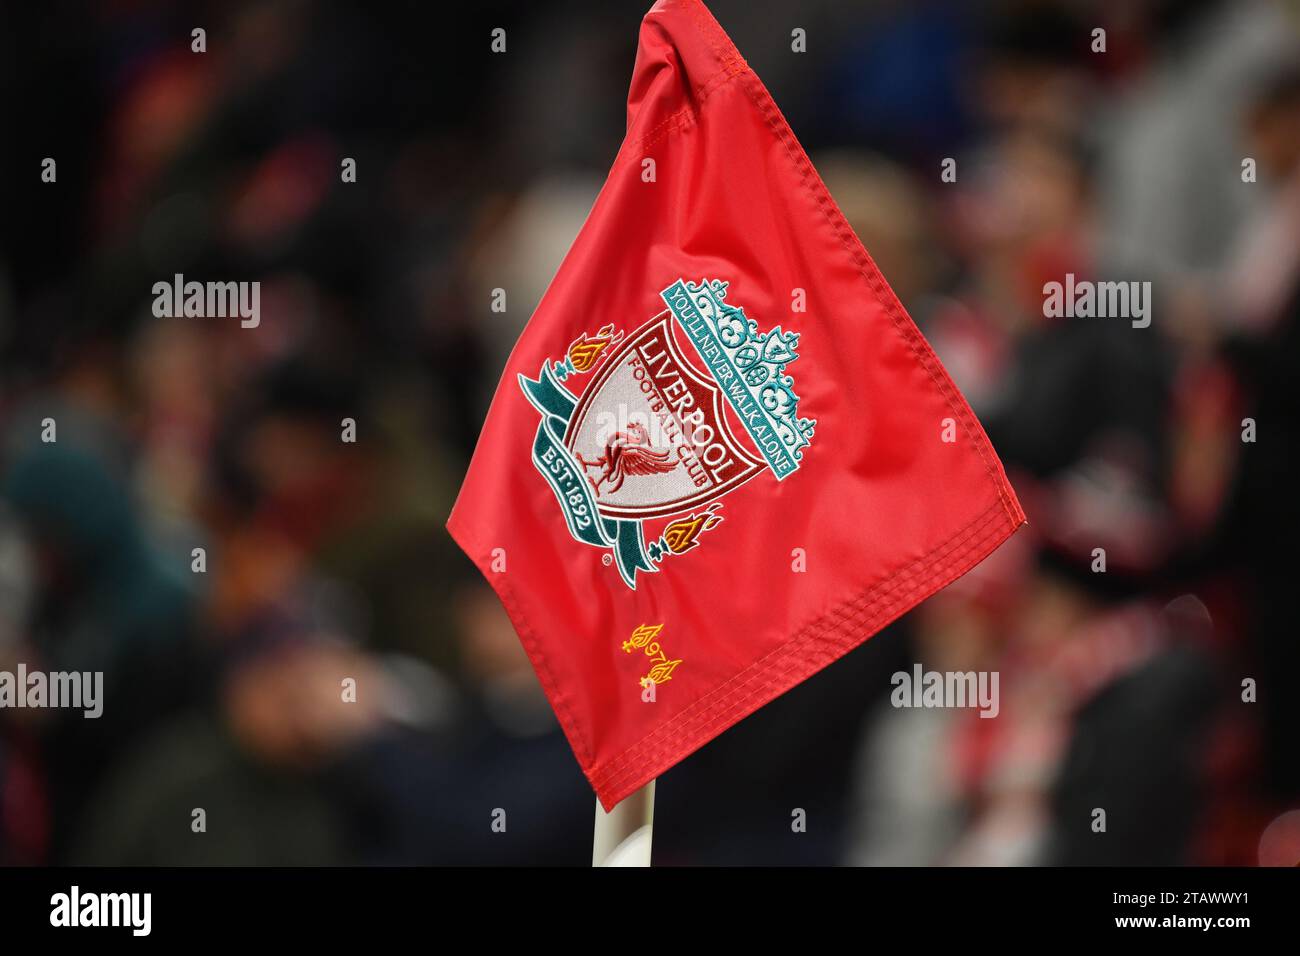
left=622, top=623, right=663, bottom=653
left=567, top=323, right=623, bottom=373
left=662, top=506, right=723, bottom=554
left=623, top=623, right=682, bottom=688
left=646, top=659, right=682, bottom=684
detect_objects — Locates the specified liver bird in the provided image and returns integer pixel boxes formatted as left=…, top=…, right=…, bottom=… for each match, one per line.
left=576, top=421, right=677, bottom=495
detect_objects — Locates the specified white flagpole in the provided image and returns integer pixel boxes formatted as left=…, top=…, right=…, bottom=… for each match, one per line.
left=591, top=780, right=656, bottom=866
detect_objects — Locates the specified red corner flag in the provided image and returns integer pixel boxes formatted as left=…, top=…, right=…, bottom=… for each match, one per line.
left=447, top=0, right=1025, bottom=810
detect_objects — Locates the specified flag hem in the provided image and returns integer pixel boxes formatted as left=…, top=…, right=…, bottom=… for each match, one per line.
left=449, top=490, right=1024, bottom=811
left=587, top=498, right=1024, bottom=808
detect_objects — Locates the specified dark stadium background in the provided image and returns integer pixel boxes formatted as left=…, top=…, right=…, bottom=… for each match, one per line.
left=2, top=0, right=1299, bottom=865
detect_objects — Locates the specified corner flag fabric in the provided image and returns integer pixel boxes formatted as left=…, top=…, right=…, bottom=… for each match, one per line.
left=447, top=0, right=1026, bottom=810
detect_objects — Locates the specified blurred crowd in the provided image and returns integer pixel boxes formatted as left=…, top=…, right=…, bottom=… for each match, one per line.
left=1, top=0, right=1298, bottom=865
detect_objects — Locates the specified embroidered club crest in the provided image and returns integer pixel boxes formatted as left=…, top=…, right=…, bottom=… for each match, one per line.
left=519, top=278, right=816, bottom=587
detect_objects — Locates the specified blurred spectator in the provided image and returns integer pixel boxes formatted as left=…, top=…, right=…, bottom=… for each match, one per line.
left=3, top=0, right=1298, bottom=867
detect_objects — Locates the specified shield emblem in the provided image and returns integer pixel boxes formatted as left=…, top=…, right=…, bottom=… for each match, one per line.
left=564, top=312, right=763, bottom=520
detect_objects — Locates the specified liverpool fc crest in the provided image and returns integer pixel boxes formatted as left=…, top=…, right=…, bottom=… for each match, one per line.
left=519, top=278, right=816, bottom=587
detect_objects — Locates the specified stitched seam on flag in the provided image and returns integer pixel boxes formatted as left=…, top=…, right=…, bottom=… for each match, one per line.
left=670, top=0, right=1021, bottom=528
left=677, top=0, right=1019, bottom=524
left=624, top=59, right=746, bottom=159
left=591, top=503, right=1016, bottom=801
left=683, top=0, right=734, bottom=69
left=592, top=498, right=996, bottom=757
left=594, top=506, right=1012, bottom=799
left=444, top=513, right=596, bottom=770
left=718, top=61, right=1019, bottom=525
left=590, top=499, right=1011, bottom=795
left=623, top=1, right=745, bottom=159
